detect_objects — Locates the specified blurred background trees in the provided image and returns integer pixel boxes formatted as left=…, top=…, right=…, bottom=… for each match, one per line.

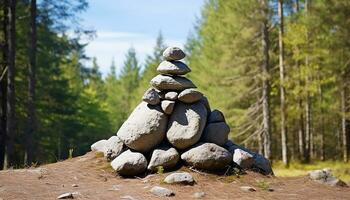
left=0, top=0, right=349, bottom=169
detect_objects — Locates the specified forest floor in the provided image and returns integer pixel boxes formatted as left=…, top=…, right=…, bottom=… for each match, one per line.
left=0, top=152, right=349, bottom=200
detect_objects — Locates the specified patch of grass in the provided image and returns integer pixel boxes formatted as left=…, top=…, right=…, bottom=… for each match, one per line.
left=273, top=160, right=350, bottom=182
left=156, top=166, right=164, bottom=174
left=95, top=152, right=104, bottom=158
left=222, top=175, right=237, bottom=183
left=255, top=179, right=270, bottom=190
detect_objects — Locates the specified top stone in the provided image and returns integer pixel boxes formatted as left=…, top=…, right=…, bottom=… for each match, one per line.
left=163, top=47, right=186, bottom=61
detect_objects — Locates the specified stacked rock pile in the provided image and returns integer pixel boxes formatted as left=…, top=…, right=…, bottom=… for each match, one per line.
left=91, top=47, right=273, bottom=176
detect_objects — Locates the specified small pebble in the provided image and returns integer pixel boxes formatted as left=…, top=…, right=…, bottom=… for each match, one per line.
left=194, top=191, right=205, bottom=198
left=240, top=186, right=256, bottom=192
left=71, top=184, right=78, bottom=187
left=57, top=192, right=74, bottom=199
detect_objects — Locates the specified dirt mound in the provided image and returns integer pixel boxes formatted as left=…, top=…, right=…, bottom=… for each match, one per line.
left=0, top=152, right=349, bottom=200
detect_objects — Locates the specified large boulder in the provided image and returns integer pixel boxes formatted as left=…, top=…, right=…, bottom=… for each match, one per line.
left=201, top=122, right=230, bottom=146
left=111, top=150, right=147, bottom=176
left=178, top=88, right=203, bottom=103
left=163, top=46, right=186, bottom=61
left=150, top=75, right=196, bottom=91
left=142, top=88, right=160, bottom=105
left=167, top=102, right=207, bottom=149
left=181, top=143, right=232, bottom=170
left=148, top=145, right=180, bottom=171
left=157, top=60, right=191, bottom=75
left=208, top=109, right=225, bottom=123
left=104, top=136, right=125, bottom=161
left=117, top=102, right=168, bottom=152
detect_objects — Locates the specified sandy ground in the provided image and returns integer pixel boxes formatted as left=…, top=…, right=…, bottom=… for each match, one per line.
left=0, top=152, right=349, bottom=200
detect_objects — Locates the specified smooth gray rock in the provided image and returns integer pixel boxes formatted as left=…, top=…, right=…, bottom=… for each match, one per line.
left=104, top=136, right=125, bottom=161
left=181, top=143, right=232, bottom=170
left=208, top=109, right=225, bottom=123
left=163, top=46, right=186, bottom=61
left=157, top=60, right=191, bottom=75
left=117, top=102, right=168, bottom=152
left=150, top=75, right=196, bottom=91
left=309, top=169, right=347, bottom=187
left=167, top=102, right=207, bottom=149
left=240, top=186, right=256, bottom=192
left=148, top=145, right=180, bottom=171
left=199, top=96, right=211, bottom=114
left=164, top=172, right=194, bottom=185
left=178, top=88, right=203, bottom=103
left=150, top=186, right=175, bottom=197
left=165, top=91, right=178, bottom=100
left=111, top=150, right=147, bottom=176
left=193, top=192, right=205, bottom=199
left=91, top=139, right=107, bottom=152
left=226, top=141, right=273, bottom=175
left=201, top=122, right=230, bottom=146
left=142, top=88, right=160, bottom=105
left=161, top=100, right=175, bottom=115
left=233, top=149, right=254, bottom=169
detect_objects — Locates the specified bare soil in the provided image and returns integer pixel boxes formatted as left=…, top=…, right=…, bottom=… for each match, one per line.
left=0, top=152, right=349, bottom=200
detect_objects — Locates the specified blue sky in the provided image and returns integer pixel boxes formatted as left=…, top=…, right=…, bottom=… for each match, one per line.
left=81, top=0, right=204, bottom=75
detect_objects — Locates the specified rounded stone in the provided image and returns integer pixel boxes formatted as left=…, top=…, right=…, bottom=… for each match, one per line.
left=164, top=172, right=194, bottom=185
left=157, top=60, right=191, bottom=75
left=201, top=122, right=230, bottom=146
left=178, top=88, right=203, bottom=103
left=150, top=75, right=196, bottom=91
left=163, top=46, right=186, bottom=61
left=117, top=102, right=168, bottom=152
left=111, top=150, right=147, bottom=176
left=164, top=91, right=178, bottom=100
left=104, top=136, right=125, bottom=161
left=161, top=100, right=175, bottom=115
left=148, top=145, right=180, bottom=171
left=181, top=143, right=232, bottom=170
left=208, top=109, right=226, bottom=123
left=166, top=102, right=207, bottom=149
left=142, top=88, right=160, bottom=105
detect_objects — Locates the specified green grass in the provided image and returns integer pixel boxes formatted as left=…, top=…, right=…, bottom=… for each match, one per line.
left=273, top=161, right=350, bottom=183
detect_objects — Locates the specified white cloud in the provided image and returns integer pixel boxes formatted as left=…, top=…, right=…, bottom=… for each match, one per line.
left=84, top=30, right=184, bottom=76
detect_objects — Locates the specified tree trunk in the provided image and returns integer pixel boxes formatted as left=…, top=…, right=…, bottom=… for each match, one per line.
left=278, top=0, right=288, bottom=166
left=0, top=0, right=8, bottom=170
left=260, top=0, right=271, bottom=159
left=24, top=0, right=36, bottom=166
left=317, top=67, right=325, bottom=160
left=3, top=0, right=16, bottom=170
left=341, top=83, right=348, bottom=162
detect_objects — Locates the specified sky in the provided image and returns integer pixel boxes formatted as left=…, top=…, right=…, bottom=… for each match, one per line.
left=81, top=0, right=204, bottom=76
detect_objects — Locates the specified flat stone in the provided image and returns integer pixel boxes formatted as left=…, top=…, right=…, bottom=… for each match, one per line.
left=163, top=46, right=186, bottom=61
left=117, top=102, right=168, bottom=152
left=161, top=100, right=175, bottom=115
left=208, top=109, right=225, bottom=123
left=157, top=60, right=191, bottom=75
left=178, top=88, right=203, bottom=103
left=111, top=150, right=147, bottom=176
left=150, top=186, right=175, bottom=197
left=181, top=143, right=232, bottom=170
left=201, top=122, right=230, bottom=146
left=193, top=192, right=205, bottom=198
left=240, top=186, right=256, bottom=192
left=150, top=75, right=196, bottom=91
left=57, top=192, right=74, bottom=199
left=142, top=88, right=160, bottom=105
left=167, top=102, right=207, bottom=149
left=164, top=172, right=194, bottom=185
left=148, top=145, right=180, bottom=171
left=165, top=91, right=178, bottom=100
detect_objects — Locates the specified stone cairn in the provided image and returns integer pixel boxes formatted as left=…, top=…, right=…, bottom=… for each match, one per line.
left=91, top=47, right=273, bottom=177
